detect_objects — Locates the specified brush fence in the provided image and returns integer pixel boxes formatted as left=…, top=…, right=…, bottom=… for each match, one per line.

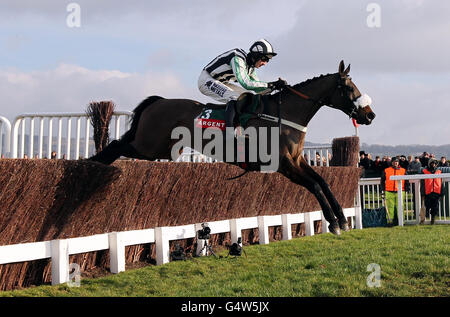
left=0, top=208, right=360, bottom=286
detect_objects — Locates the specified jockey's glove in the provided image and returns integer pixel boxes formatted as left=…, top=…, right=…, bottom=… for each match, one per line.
left=268, top=78, right=288, bottom=91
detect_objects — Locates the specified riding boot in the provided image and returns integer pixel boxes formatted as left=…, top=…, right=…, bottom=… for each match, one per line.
left=224, top=100, right=238, bottom=140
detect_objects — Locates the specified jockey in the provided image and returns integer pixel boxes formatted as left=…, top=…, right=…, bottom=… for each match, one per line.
left=198, top=39, right=287, bottom=136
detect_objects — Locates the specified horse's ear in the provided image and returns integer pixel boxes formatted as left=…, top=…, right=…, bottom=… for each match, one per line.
left=344, top=64, right=351, bottom=75
left=339, top=60, right=345, bottom=75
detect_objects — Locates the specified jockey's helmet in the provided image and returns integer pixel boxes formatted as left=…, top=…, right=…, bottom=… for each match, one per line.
left=248, top=39, right=277, bottom=65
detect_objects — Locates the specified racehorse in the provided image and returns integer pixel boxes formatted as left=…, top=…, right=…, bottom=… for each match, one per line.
left=89, top=61, right=375, bottom=235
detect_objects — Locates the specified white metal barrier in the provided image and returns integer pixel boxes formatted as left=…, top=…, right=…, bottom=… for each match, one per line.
left=0, top=207, right=359, bottom=286
left=3, top=110, right=331, bottom=166
left=0, top=116, right=11, bottom=158
left=10, top=111, right=132, bottom=159
left=391, top=173, right=450, bottom=226
left=302, top=145, right=332, bottom=167
left=359, top=175, right=450, bottom=226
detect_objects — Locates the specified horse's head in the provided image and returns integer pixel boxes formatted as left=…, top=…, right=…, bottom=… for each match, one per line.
left=328, top=61, right=376, bottom=125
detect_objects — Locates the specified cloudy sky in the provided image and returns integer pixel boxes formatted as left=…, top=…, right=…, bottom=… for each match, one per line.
left=0, top=0, right=449, bottom=146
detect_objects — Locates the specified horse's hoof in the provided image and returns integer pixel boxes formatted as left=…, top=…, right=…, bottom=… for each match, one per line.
left=328, top=224, right=341, bottom=235
left=339, top=222, right=350, bottom=232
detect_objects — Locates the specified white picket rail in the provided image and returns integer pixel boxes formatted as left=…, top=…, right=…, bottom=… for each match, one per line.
left=0, top=116, right=11, bottom=157
left=390, top=173, right=450, bottom=226
left=0, top=207, right=359, bottom=286
left=10, top=111, right=132, bottom=159
left=359, top=174, right=450, bottom=226
left=302, top=145, right=332, bottom=167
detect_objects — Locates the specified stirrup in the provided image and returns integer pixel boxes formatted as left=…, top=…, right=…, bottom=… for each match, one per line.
left=234, top=126, right=244, bottom=138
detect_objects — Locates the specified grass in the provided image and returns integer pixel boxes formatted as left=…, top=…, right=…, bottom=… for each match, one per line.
left=1, top=225, right=449, bottom=297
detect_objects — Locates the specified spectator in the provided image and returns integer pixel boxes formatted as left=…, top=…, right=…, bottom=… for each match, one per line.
left=51, top=151, right=57, bottom=159
left=420, top=159, right=443, bottom=225
left=383, top=156, right=392, bottom=169
left=372, top=156, right=384, bottom=177
left=438, top=156, right=449, bottom=167
left=359, top=151, right=372, bottom=177
left=399, top=155, right=409, bottom=169
left=407, top=156, right=422, bottom=174
left=407, top=155, right=413, bottom=166
left=420, top=152, right=430, bottom=167
left=380, top=157, right=408, bottom=226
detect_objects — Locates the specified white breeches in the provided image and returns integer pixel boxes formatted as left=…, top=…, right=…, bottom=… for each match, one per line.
left=198, top=70, right=249, bottom=103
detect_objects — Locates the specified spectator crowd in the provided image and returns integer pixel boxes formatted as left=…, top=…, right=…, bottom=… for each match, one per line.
left=359, top=151, right=449, bottom=178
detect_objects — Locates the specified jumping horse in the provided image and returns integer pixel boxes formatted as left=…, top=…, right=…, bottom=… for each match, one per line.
left=90, top=61, right=376, bottom=235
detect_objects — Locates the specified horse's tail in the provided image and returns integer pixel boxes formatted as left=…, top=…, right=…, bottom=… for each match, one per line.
left=120, top=95, right=164, bottom=143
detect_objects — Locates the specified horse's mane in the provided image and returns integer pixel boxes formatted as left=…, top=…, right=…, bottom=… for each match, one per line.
left=292, top=73, right=335, bottom=90
left=265, top=73, right=336, bottom=102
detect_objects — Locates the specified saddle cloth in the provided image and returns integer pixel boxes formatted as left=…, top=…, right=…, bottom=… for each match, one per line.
left=194, top=93, right=263, bottom=130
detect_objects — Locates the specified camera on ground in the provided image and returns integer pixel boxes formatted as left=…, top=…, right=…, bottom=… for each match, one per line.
left=197, top=222, right=211, bottom=240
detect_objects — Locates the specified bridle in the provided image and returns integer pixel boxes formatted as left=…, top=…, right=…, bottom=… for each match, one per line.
left=285, top=76, right=360, bottom=119
left=254, top=76, right=360, bottom=134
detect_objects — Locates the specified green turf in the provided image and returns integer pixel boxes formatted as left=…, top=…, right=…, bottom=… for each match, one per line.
left=1, top=225, right=449, bottom=297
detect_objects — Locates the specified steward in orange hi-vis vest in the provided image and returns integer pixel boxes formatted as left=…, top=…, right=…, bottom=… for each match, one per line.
left=381, top=165, right=406, bottom=192
left=380, top=157, right=407, bottom=226
left=423, top=169, right=442, bottom=195
left=421, top=159, right=443, bottom=225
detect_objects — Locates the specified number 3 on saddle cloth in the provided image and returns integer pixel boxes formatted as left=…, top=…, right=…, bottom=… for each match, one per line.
left=194, top=93, right=263, bottom=170
left=194, top=93, right=263, bottom=131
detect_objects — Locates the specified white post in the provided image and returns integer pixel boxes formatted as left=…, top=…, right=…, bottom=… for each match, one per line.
left=304, top=212, right=315, bottom=236
left=20, top=119, right=25, bottom=158
left=48, top=118, right=53, bottom=158
left=230, top=219, right=241, bottom=244
left=321, top=213, right=329, bottom=233
left=155, top=227, right=170, bottom=265
left=109, top=232, right=125, bottom=274
left=84, top=118, right=90, bottom=158
left=29, top=118, right=34, bottom=157
left=66, top=118, right=72, bottom=160
left=51, top=239, right=69, bottom=285
left=0, top=116, right=11, bottom=157
left=355, top=187, right=363, bottom=229
left=413, top=180, right=421, bottom=224
left=57, top=118, right=62, bottom=158
left=257, top=216, right=269, bottom=245
left=281, top=214, right=292, bottom=240
left=397, top=180, right=404, bottom=226
left=76, top=117, right=81, bottom=159
left=39, top=118, right=44, bottom=158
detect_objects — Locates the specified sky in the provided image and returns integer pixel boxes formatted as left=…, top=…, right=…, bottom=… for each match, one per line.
left=0, top=0, right=449, bottom=146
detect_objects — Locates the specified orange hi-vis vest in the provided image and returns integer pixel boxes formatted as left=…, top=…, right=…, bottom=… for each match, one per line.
left=385, top=167, right=406, bottom=192
left=423, top=169, right=442, bottom=195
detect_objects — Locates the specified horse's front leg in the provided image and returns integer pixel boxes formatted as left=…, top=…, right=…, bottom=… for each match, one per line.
left=279, top=155, right=342, bottom=235
left=297, top=157, right=350, bottom=231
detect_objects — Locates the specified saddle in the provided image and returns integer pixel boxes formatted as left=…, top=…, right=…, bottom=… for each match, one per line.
left=195, top=93, right=264, bottom=130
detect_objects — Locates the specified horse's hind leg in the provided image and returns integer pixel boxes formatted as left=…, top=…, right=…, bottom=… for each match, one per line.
left=298, top=158, right=349, bottom=231
left=280, top=156, right=341, bottom=235
left=89, top=140, right=146, bottom=165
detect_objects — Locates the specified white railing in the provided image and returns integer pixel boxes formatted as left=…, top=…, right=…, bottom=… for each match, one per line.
left=0, top=207, right=360, bottom=286
left=302, top=145, right=332, bottom=167
left=359, top=175, right=450, bottom=226
left=3, top=110, right=332, bottom=166
left=175, top=147, right=217, bottom=163
left=0, top=116, right=11, bottom=158
left=390, top=173, right=450, bottom=226
left=10, top=111, right=132, bottom=159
